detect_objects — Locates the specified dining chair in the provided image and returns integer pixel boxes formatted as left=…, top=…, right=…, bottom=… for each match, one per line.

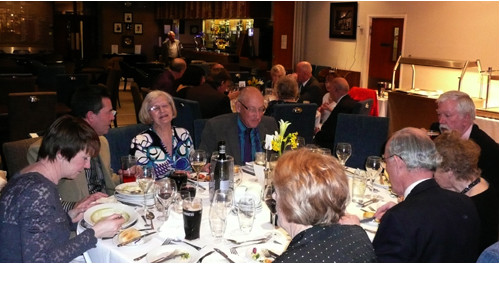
left=56, top=74, right=90, bottom=107
left=348, top=86, right=379, bottom=116
left=104, top=123, right=149, bottom=172
left=119, top=61, right=135, bottom=91
left=130, top=81, right=144, bottom=124
left=172, top=97, right=202, bottom=140
left=0, top=75, right=37, bottom=108
left=271, top=103, right=317, bottom=144
left=193, top=118, right=207, bottom=149
left=354, top=98, right=374, bottom=115
left=102, top=68, right=122, bottom=127
left=1, top=136, right=41, bottom=179
left=7, top=92, right=57, bottom=142
left=333, top=113, right=389, bottom=169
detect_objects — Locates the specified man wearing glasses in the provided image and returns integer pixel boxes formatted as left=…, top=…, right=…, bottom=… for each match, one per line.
left=199, top=86, right=277, bottom=165
left=27, top=85, right=120, bottom=212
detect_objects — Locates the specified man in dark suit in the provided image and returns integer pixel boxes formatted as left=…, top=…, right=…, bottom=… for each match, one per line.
left=199, top=87, right=278, bottom=165
left=372, top=128, right=481, bottom=262
left=430, top=91, right=499, bottom=187
left=295, top=61, right=324, bottom=105
left=313, top=77, right=359, bottom=150
left=185, top=68, right=233, bottom=119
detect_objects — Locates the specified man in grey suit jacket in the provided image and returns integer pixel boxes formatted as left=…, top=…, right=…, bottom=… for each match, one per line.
left=199, top=87, right=278, bottom=166
left=27, top=85, right=120, bottom=211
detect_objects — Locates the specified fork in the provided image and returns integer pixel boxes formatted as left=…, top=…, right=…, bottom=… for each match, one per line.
left=229, top=237, right=271, bottom=254
left=164, top=238, right=203, bottom=250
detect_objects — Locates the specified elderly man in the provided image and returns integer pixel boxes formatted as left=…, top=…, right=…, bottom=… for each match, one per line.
left=372, top=128, right=480, bottom=262
left=313, top=77, right=359, bottom=150
left=28, top=85, right=120, bottom=211
left=152, top=57, right=187, bottom=96
left=199, top=87, right=278, bottom=165
left=161, top=31, right=182, bottom=65
left=430, top=91, right=499, bottom=187
left=295, top=61, right=324, bottom=105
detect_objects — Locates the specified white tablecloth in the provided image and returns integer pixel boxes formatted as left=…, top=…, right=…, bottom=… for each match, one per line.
left=475, top=116, right=499, bottom=143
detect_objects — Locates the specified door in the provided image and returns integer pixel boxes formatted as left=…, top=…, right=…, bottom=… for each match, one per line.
left=368, top=18, right=404, bottom=89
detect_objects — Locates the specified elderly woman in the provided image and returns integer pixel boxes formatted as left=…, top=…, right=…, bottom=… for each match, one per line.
left=264, top=75, right=299, bottom=117
left=272, top=149, right=376, bottom=263
left=434, top=131, right=498, bottom=254
left=0, top=115, right=124, bottom=262
left=130, top=90, right=193, bottom=179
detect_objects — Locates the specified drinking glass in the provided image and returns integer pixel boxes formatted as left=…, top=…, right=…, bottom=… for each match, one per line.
left=154, top=178, right=177, bottom=221
left=237, top=193, right=257, bottom=233
left=295, top=136, right=306, bottom=149
left=136, top=165, right=155, bottom=214
left=189, top=149, right=207, bottom=192
left=365, top=156, right=382, bottom=199
left=262, top=183, right=277, bottom=226
left=268, top=153, right=279, bottom=172
left=209, top=189, right=233, bottom=241
left=254, top=152, right=266, bottom=166
left=335, top=143, right=352, bottom=167
left=234, top=165, right=242, bottom=187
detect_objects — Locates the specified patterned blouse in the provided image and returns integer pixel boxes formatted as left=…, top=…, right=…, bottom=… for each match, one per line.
left=273, top=224, right=377, bottom=263
left=130, top=126, right=193, bottom=179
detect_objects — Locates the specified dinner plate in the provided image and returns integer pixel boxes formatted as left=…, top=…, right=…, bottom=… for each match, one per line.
left=112, top=229, right=152, bottom=246
left=245, top=246, right=279, bottom=263
left=83, top=203, right=138, bottom=229
left=146, top=244, right=199, bottom=263
left=115, top=182, right=154, bottom=197
left=115, top=192, right=155, bottom=206
left=189, top=172, right=209, bottom=188
left=361, top=219, right=379, bottom=234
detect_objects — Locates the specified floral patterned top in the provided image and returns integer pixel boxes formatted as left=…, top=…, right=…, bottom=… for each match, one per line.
left=130, top=126, right=193, bottom=179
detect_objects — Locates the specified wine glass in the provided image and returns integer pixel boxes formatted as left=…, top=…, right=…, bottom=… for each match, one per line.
left=365, top=156, right=382, bottom=199
left=189, top=150, right=207, bottom=192
left=335, top=143, right=352, bottom=167
left=155, top=178, right=177, bottom=221
left=262, top=183, right=277, bottom=227
left=136, top=165, right=156, bottom=214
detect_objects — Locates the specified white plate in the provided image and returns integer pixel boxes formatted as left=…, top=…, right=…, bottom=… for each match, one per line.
left=115, top=193, right=156, bottom=206
left=146, top=245, right=199, bottom=263
left=115, top=182, right=154, bottom=197
left=83, top=203, right=138, bottom=228
left=245, top=246, right=278, bottom=263
left=361, top=219, right=379, bottom=234
left=189, top=172, right=210, bottom=188
left=112, top=229, right=152, bottom=246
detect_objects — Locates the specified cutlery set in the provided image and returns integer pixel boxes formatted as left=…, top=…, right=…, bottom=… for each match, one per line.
left=117, top=231, right=157, bottom=247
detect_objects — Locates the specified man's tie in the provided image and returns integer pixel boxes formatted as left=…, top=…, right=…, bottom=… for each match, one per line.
left=244, top=128, right=252, bottom=163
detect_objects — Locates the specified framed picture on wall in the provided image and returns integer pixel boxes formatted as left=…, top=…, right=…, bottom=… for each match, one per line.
left=124, top=12, right=133, bottom=23
left=113, top=23, right=122, bottom=33
left=329, top=2, right=358, bottom=39
left=134, top=24, right=143, bottom=35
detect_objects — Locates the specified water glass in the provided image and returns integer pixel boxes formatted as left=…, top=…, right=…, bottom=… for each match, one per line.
left=209, top=191, right=230, bottom=240
left=234, top=165, right=242, bottom=187
left=237, top=194, right=256, bottom=233
left=254, top=152, right=266, bottom=166
left=351, top=171, right=367, bottom=203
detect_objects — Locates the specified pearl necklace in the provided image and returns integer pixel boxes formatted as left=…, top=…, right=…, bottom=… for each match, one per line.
left=460, top=177, right=480, bottom=194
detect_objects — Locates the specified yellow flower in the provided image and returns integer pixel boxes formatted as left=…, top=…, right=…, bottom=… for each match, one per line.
left=247, top=76, right=264, bottom=87
left=272, top=120, right=298, bottom=156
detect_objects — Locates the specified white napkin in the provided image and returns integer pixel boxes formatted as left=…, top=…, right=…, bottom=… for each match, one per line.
left=253, top=164, right=266, bottom=187
left=235, top=182, right=262, bottom=205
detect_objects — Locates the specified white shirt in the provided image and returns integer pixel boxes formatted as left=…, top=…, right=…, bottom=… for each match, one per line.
left=404, top=178, right=431, bottom=199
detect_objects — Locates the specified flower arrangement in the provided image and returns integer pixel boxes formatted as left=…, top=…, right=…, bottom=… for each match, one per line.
left=247, top=76, right=264, bottom=87
left=269, top=120, right=298, bottom=156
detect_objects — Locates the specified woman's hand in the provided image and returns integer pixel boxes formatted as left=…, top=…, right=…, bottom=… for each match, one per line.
left=339, top=213, right=360, bottom=225
left=68, top=192, right=109, bottom=223
left=92, top=214, right=125, bottom=238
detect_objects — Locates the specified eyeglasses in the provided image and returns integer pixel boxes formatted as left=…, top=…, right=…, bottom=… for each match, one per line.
left=239, top=101, right=266, bottom=114
left=149, top=105, right=170, bottom=112
left=382, top=154, right=401, bottom=163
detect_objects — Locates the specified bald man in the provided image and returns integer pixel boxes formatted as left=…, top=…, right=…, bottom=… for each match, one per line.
left=295, top=61, right=324, bottom=105
left=313, top=77, right=360, bottom=151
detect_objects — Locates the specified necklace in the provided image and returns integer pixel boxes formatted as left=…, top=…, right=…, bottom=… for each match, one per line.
left=460, top=177, right=480, bottom=194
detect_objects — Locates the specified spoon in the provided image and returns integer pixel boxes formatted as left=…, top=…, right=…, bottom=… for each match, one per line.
left=146, top=211, right=155, bottom=229
left=141, top=215, right=150, bottom=227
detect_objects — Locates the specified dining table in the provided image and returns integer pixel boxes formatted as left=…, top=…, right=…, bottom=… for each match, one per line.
left=78, top=163, right=398, bottom=263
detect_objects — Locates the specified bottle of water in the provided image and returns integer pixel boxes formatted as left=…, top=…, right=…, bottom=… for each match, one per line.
left=209, top=141, right=234, bottom=201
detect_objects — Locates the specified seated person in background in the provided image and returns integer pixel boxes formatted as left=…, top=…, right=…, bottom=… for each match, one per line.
left=264, top=64, right=286, bottom=93
left=264, top=75, right=299, bottom=117
left=0, top=115, right=124, bottom=262
left=199, top=87, right=277, bottom=165
left=430, top=90, right=499, bottom=187
left=315, top=71, right=339, bottom=133
left=313, top=77, right=359, bottom=151
left=272, top=149, right=376, bottom=263
left=295, top=61, right=324, bottom=105
left=130, top=91, right=193, bottom=179
left=367, top=128, right=480, bottom=262
left=152, top=58, right=187, bottom=96
left=185, top=68, right=233, bottom=119
left=434, top=131, right=498, bottom=255
left=28, top=85, right=119, bottom=212
left=175, top=65, right=206, bottom=99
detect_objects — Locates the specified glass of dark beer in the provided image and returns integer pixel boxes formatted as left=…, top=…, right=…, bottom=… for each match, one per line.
left=182, top=196, right=203, bottom=240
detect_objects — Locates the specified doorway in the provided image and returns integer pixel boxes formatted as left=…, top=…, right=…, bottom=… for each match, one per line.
left=367, top=18, right=404, bottom=90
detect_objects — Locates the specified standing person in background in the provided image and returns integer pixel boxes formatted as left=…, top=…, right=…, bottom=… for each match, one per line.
left=130, top=90, right=193, bottom=179
left=1, top=115, right=124, bottom=262
left=27, top=85, right=119, bottom=212
left=430, top=90, right=499, bottom=187
left=295, top=61, right=324, bottom=106
left=153, top=57, right=187, bottom=96
left=161, top=31, right=182, bottom=65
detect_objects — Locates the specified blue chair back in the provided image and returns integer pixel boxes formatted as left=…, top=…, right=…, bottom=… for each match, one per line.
left=354, top=98, right=374, bottom=115
left=271, top=103, right=317, bottom=144
left=193, top=118, right=207, bottom=149
left=334, top=114, right=389, bottom=169
left=104, top=123, right=149, bottom=172
left=172, top=97, right=202, bottom=140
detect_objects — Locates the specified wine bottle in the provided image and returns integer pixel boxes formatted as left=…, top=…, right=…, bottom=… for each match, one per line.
left=209, top=141, right=234, bottom=201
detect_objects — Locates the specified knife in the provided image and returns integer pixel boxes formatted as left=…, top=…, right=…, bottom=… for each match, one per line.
left=360, top=216, right=376, bottom=224
left=187, top=179, right=207, bottom=190
left=117, top=231, right=156, bottom=247
left=214, top=248, right=235, bottom=263
left=152, top=251, right=186, bottom=263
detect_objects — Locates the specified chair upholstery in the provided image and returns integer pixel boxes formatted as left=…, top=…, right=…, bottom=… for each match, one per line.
left=354, top=98, right=374, bottom=115
left=2, top=137, right=41, bottom=179
left=193, top=118, right=207, bottom=149
left=334, top=113, right=389, bottom=169
left=130, top=81, right=143, bottom=123
left=348, top=86, right=379, bottom=116
left=271, top=103, right=317, bottom=144
left=172, top=97, right=202, bottom=140
left=56, top=74, right=90, bottom=107
left=8, top=92, right=57, bottom=142
left=104, top=123, right=149, bottom=172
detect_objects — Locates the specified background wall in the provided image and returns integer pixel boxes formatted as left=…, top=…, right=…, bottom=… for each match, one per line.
left=304, top=1, right=499, bottom=105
